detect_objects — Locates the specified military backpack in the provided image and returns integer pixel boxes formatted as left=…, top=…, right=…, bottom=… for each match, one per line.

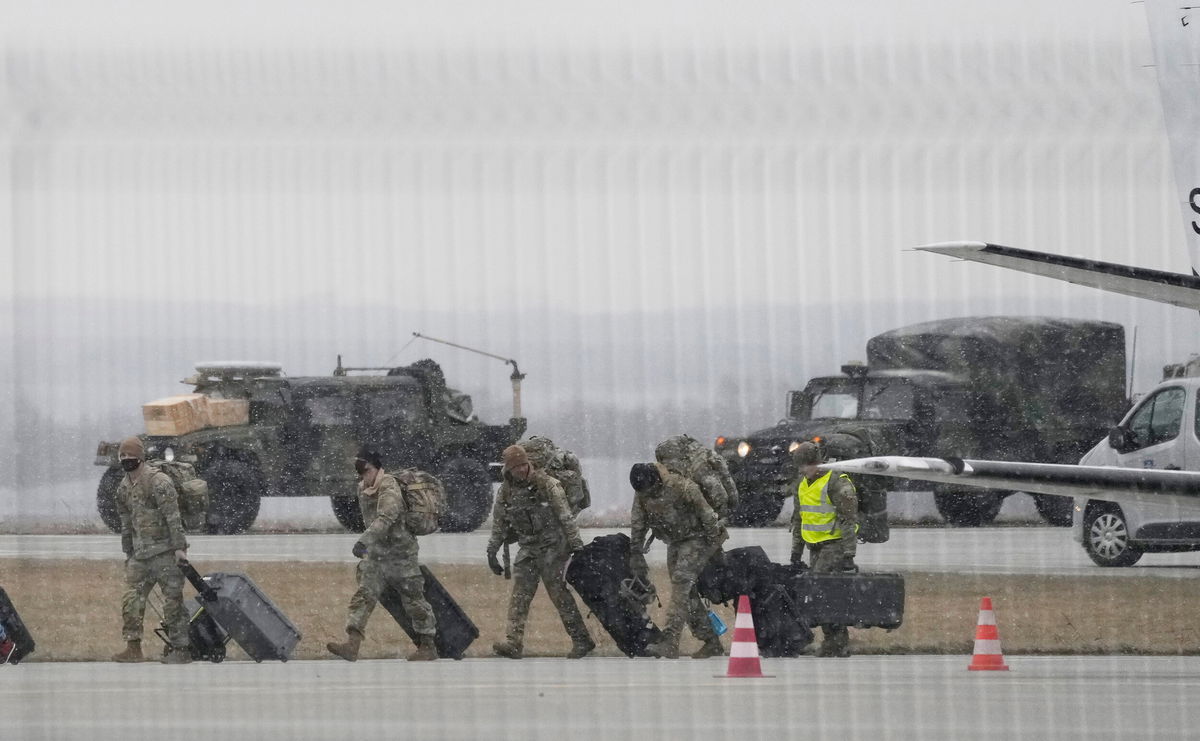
left=396, top=469, right=446, bottom=535
left=521, top=436, right=591, bottom=516
left=146, top=460, right=210, bottom=532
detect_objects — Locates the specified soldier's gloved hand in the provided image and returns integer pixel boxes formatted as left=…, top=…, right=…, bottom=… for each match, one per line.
left=790, top=550, right=806, bottom=568
left=568, top=538, right=585, bottom=554
left=487, top=550, right=504, bottom=576
left=174, top=549, right=188, bottom=565
left=352, top=541, right=368, bottom=559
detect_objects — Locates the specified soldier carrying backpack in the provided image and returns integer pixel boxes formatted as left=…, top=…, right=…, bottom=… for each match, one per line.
left=519, top=436, right=590, bottom=516
left=654, top=434, right=739, bottom=519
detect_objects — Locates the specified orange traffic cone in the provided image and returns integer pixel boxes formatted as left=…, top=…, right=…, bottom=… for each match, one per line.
left=968, top=597, right=1009, bottom=671
left=723, top=595, right=772, bottom=678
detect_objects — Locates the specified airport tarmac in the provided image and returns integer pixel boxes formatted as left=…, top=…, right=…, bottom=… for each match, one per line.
left=3, top=526, right=1200, bottom=576
left=4, top=655, right=1198, bottom=740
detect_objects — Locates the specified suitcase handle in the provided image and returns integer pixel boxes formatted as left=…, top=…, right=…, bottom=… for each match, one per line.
left=178, top=560, right=218, bottom=603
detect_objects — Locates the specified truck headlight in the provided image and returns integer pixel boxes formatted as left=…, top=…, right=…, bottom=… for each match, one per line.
left=788, top=441, right=801, bottom=454
left=737, top=441, right=752, bottom=458
left=163, top=447, right=175, bottom=462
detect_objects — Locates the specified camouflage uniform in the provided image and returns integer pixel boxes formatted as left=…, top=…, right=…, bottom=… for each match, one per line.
left=116, top=465, right=189, bottom=650
left=794, top=471, right=858, bottom=657
left=655, top=435, right=739, bottom=518
left=631, top=463, right=728, bottom=656
left=487, top=468, right=591, bottom=653
left=345, top=471, right=437, bottom=639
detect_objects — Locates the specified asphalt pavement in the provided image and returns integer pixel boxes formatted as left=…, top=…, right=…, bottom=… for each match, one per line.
left=4, top=526, right=1200, bottom=576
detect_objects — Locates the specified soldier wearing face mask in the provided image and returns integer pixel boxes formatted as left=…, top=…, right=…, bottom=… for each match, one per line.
left=111, top=436, right=191, bottom=664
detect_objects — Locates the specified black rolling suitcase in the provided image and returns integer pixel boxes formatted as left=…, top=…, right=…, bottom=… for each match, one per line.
left=378, top=564, right=479, bottom=660
left=0, top=587, right=35, bottom=665
left=181, top=562, right=302, bottom=662
left=150, top=593, right=231, bottom=663
left=791, top=571, right=905, bottom=629
left=698, top=547, right=813, bottom=658
left=565, top=533, right=662, bottom=657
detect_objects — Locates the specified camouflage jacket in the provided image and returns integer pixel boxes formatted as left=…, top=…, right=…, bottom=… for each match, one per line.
left=358, top=471, right=419, bottom=562
left=655, top=435, right=738, bottom=517
left=631, top=464, right=727, bottom=551
left=117, top=467, right=187, bottom=560
left=487, top=469, right=584, bottom=557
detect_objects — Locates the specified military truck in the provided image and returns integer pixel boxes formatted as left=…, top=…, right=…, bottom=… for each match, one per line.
left=716, top=317, right=1127, bottom=527
left=94, top=358, right=526, bottom=534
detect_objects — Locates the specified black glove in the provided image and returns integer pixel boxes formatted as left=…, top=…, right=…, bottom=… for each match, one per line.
left=790, top=550, right=806, bottom=567
left=352, top=541, right=367, bottom=559
left=487, top=551, right=504, bottom=576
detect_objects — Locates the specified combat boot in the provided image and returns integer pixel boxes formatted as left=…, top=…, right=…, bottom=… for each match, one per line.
left=161, top=647, right=193, bottom=665
left=407, top=635, right=438, bottom=662
left=327, top=629, right=364, bottom=662
left=691, top=638, right=724, bottom=659
left=645, top=640, right=680, bottom=659
left=566, top=636, right=596, bottom=659
left=112, top=640, right=143, bottom=663
left=492, top=640, right=523, bottom=659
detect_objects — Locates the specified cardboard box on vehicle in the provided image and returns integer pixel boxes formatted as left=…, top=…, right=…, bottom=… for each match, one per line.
left=143, top=394, right=210, bottom=436
left=207, top=398, right=249, bottom=427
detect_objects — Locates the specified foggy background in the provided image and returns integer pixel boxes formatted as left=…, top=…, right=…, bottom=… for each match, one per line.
left=3, top=0, right=1198, bottom=528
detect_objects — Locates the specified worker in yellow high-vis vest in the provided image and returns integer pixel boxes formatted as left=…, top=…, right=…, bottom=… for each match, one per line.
left=791, top=441, right=858, bottom=657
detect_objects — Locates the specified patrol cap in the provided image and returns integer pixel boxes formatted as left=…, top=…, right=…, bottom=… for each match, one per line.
left=629, top=463, right=661, bottom=492
left=118, top=436, right=145, bottom=461
left=356, top=447, right=383, bottom=469
left=792, top=441, right=823, bottom=466
left=502, top=445, right=530, bottom=472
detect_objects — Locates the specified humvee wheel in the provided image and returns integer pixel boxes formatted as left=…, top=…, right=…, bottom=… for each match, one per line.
left=728, top=488, right=786, bottom=527
left=331, top=496, right=366, bottom=532
left=438, top=458, right=493, bottom=533
left=933, top=488, right=1004, bottom=527
left=96, top=468, right=124, bottom=533
left=203, top=458, right=263, bottom=534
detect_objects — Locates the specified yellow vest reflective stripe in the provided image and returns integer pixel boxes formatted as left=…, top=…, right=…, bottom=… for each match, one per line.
left=798, top=471, right=842, bottom=544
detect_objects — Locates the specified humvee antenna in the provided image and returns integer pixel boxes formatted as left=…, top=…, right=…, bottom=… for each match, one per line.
left=412, top=332, right=527, bottom=420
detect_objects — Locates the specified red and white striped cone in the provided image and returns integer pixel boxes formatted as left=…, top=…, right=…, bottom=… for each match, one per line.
left=968, top=597, right=1010, bottom=671
left=723, top=595, right=771, bottom=678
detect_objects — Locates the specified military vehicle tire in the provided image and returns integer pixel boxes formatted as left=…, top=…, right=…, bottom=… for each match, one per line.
left=96, top=468, right=124, bottom=533
left=1082, top=504, right=1143, bottom=567
left=727, top=488, right=786, bottom=527
left=933, top=488, right=1003, bottom=527
left=203, top=458, right=263, bottom=534
left=331, top=496, right=366, bottom=532
left=1032, top=493, right=1074, bottom=527
left=437, top=457, right=493, bottom=533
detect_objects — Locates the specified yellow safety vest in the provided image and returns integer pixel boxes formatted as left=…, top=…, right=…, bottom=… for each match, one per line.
left=797, top=471, right=854, bottom=544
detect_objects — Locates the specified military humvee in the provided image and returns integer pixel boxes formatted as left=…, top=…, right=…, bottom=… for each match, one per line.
left=94, top=358, right=526, bottom=534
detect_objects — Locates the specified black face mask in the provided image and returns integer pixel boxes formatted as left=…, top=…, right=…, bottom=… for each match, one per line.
left=354, top=460, right=369, bottom=476
left=120, top=458, right=141, bottom=473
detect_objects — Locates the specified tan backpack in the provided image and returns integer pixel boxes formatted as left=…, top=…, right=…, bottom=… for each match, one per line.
left=396, top=469, right=446, bottom=535
left=146, top=460, right=210, bottom=533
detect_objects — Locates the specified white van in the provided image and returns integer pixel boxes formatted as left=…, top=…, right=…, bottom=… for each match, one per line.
left=1074, top=376, right=1200, bottom=566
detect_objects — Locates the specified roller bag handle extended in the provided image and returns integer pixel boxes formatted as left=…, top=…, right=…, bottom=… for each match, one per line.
left=179, top=560, right=219, bottom=603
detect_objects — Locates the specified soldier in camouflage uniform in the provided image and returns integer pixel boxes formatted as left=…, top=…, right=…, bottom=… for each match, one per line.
left=111, top=436, right=191, bottom=664
left=486, top=445, right=594, bottom=659
left=654, top=434, right=739, bottom=518
left=792, top=441, right=858, bottom=657
left=327, top=449, right=438, bottom=662
left=629, top=462, right=728, bottom=659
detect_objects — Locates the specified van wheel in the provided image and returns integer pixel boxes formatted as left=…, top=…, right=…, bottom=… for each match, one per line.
left=1033, top=493, right=1074, bottom=527
left=438, top=458, right=493, bottom=533
left=203, top=458, right=263, bottom=534
left=728, top=488, right=786, bottom=527
left=933, top=489, right=1003, bottom=527
left=331, top=496, right=366, bottom=532
left=96, top=468, right=124, bottom=533
left=1083, top=506, right=1143, bottom=567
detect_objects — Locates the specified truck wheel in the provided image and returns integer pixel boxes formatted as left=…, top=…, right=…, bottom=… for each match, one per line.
left=727, top=488, right=786, bottom=527
left=330, top=496, right=365, bottom=532
left=933, top=489, right=1003, bottom=527
left=203, top=458, right=262, bottom=535
left=1083, top=505, right=1143, bottom=567
left=96, top=468, right=124, bottom=533
left=1032, top=493, right=1074, bottom=527
left=438, top=458, right=493, bottom=533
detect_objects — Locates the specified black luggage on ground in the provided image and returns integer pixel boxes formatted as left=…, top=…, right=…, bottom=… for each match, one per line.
left=177, top=598, right=231, bottom=663
left=0, top=586, right=35, bottom=665
left=791, top=571, right=905, bottom=629
left=181, top=562, right=302, bottom=662
left=565, top=533, right=662, bottom=657
left=698, top=547, right=813, bottom=657
left=378, top=564, right=479, bottom=660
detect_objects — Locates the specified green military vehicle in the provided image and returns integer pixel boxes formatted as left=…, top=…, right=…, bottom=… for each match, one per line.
left=94, top=357, right=527, bottom=534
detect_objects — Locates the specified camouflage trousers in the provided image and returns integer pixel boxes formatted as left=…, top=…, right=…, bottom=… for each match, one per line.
left=505, top=546, right=590, bottom=648
left=122, top=551, right=188, bottom=648
left=346, top=556, right=436, bottom=638
left=660, top=538, right=721, bottom=649
left=809, top=538, right=854, bottom=654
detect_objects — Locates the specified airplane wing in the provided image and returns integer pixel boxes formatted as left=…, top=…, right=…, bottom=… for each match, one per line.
left=918, top=242, right=1200, bottom=311
left=820, top=456, right=1200, bottom=511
